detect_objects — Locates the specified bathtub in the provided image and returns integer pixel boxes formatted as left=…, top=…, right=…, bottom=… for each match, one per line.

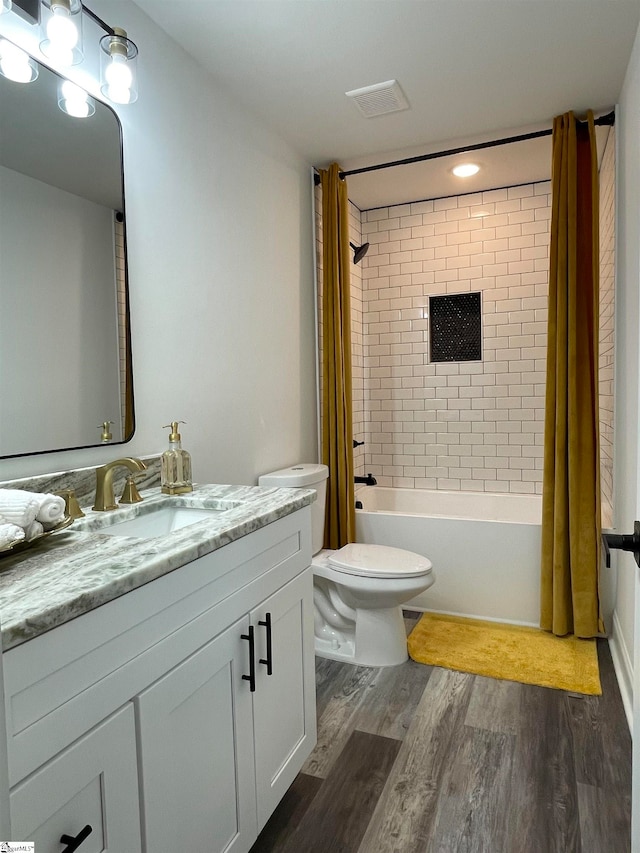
left=355, top=486, right=542, bottom=626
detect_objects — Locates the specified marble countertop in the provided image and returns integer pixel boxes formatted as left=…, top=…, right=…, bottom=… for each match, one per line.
left=0, top=484, right=315, bottom=652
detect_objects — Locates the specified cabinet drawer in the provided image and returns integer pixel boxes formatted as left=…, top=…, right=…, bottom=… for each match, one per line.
left=10, top=704, right=141, bottom=853
left=4, top=507, right=312, bottom=785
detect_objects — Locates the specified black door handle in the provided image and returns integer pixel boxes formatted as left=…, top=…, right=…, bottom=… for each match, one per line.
left=241, top=625, right=256, bottom=692
left=60, top=824, right=93, bottom=852
left=258, top=612, right=273, bottom=675
left=602, top=521, right=640, bottom=568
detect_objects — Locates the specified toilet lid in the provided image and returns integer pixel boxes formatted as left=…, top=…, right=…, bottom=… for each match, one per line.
left=328, top=543, right=432, bottom=578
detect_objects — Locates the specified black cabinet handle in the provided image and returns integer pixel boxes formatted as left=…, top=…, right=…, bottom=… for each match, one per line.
left=60, top=824, right=93, bottom=852
left=258, top=612, right=273, bottom=675
left=241, top=625, right=256, bottom=692
left=603, top=521, right=640, bottom=568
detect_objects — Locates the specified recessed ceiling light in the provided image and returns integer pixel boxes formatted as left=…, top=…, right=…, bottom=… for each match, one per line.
left=452, top=163, right=480, bottom=177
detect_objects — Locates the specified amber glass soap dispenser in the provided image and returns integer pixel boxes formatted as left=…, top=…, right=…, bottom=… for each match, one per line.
left=161, top=421, right=193, bottom=494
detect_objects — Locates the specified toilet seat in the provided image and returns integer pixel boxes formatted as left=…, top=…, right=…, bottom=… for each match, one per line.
left=327, top=543, right=432, bottom=579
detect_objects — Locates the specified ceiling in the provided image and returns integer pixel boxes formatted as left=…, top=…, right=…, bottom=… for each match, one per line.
left=134, top=0, right=638, bottom=209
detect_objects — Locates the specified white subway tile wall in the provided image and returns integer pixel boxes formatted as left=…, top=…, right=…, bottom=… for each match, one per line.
left=358, top=183, right=551, bottom=494
left=599, top=129, right=616, bottom=527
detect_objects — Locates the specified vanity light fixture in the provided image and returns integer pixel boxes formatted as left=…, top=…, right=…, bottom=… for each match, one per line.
left=40, top=0, right=83, bottom=66
left=4, top=0, right=139, bottom=104
left=0, top=37, right=38, bottom=82
left=58, top=78, right=94, bottom=116
left=452, top=162, right=480, bottom=178
left=99, top=26, right=137, bottom=104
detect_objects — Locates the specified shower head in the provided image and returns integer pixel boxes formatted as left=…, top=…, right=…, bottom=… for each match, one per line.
left=349, top=241, right=370, bottom=264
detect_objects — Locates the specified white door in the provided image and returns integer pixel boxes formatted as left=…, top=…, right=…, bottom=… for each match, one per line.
left=136, top=616, right=256, bottom=853
left=251, top=570, right=316, bottom=831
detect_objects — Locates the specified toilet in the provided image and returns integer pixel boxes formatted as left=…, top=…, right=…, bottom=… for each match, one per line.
left=258, top=464, right=435, bottom=667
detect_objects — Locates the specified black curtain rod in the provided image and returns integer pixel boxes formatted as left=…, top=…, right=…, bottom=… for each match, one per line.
left=314, top=110, right=615, bottom=184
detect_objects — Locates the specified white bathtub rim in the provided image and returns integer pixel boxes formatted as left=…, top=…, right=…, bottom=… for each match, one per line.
left=356, top=485, right=541, bottom=525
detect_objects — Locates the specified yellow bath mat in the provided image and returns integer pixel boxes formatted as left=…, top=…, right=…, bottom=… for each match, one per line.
left=408, top=612, right=601, bottom=695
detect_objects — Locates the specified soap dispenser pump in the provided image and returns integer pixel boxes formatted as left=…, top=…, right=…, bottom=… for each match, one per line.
left=161, top=421, right=193, bottom=495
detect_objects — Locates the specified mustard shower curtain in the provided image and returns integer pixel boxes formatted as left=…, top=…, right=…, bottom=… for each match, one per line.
left=320, top=163, right=355, bottom=548
left=540, top=111, right=603, bottom=638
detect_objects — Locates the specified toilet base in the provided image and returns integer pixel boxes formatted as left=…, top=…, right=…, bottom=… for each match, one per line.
left=314, top=605, right=409, bottom=667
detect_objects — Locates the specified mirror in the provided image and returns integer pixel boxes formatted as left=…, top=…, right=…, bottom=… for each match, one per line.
left=0, top=49, right=134, bottom=458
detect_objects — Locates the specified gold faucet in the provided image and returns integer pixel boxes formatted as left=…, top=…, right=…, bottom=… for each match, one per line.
left=93, top=457, right=148, bottom=511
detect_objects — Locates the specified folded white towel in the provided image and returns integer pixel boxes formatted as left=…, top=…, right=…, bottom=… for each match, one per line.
left=33, top=493, right=65, bottom=526
left=0, top=522, right=25, bottom=551
left=0, top=490, right=38, bottom=529
left=24, top=520, right=44, bottom=541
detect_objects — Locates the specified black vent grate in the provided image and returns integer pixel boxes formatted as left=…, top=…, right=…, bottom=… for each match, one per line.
left=429, top=292, right=482, bottom=362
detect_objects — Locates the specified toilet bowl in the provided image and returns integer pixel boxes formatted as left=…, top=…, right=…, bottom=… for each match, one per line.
left=258, top=464, right=435, bottom=667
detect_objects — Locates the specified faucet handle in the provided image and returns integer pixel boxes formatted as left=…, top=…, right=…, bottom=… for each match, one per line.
left=119, top=476, right=144, bottom=505
left=55, top=489, right=85, bottom=519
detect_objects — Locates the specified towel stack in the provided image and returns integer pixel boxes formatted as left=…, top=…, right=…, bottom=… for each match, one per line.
left=0, top=489, right=66, bottom=551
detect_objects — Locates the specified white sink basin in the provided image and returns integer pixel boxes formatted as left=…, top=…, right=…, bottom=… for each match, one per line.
left=94, top=505, right=237, bottom=539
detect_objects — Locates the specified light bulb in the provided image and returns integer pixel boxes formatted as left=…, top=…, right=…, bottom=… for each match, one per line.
left=452, top=163, right=480, bottom=178
left=47, top=7, right=78, bottom=49
left=100, top=28, right=138, bottom=105
left=0, top=40, right=37, bottom=83
left=59, top=80, right=94, bottom=118
left=105, top=55, right=132, bottom=90
left=104, top=56, right=132, bottom=103
left=40, top=0, right=83, bottom=66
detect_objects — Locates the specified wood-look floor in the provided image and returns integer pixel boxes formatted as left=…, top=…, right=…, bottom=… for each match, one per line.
left=250, top=614, right=631, bottom=853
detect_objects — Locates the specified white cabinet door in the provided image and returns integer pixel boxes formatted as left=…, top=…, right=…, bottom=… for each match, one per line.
left=136, top=616, right=256, bottom=853
left=10, top=704, right=141, bottom=853
left=251, top=569, right=316, bottom=830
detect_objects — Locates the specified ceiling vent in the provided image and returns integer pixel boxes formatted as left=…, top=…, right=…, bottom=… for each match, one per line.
left=345, top=80, right=409, bottom=118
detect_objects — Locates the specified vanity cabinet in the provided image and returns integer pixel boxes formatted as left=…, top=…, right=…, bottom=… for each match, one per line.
left=137, top=570, right=314, bottom=852
left=1, top=507, right=315, bottom=852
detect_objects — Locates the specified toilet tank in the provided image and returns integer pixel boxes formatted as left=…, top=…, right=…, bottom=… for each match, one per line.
left=258, top=463, right=328, bottom=556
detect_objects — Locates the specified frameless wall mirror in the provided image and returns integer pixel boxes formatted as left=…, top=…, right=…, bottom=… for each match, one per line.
left=0, top=48, right=134, bottom=458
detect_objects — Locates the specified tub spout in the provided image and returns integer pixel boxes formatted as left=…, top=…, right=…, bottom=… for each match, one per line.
left=355, top=473, right=377, bottom=486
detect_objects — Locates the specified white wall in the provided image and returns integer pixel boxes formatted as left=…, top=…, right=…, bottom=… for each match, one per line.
left=0, top=0, right=317, bottom=484
left=611, top=21, right=640, bottom=719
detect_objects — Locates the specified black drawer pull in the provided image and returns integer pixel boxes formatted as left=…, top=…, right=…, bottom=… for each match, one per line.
left=241, top=625, right=256, bottom=692
left=60, top=824, right=93, bottom=852
left=259, top=612, right=273, bottom=675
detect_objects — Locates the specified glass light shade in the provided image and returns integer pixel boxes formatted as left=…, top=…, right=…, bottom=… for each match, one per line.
left=40, top=0, right=84, bottom=67
left=100, top=28, right=138, bottom=105
left=0, top=0, right=12, bottom=15
left=0, top=39, right=38, bottom=83
left=58, top=79, right=95, bottom=118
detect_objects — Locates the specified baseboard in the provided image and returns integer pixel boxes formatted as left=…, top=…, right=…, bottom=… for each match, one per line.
left=609, top=609, right=633, bottom=735
left=403, top=606, right=538, bottom=629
